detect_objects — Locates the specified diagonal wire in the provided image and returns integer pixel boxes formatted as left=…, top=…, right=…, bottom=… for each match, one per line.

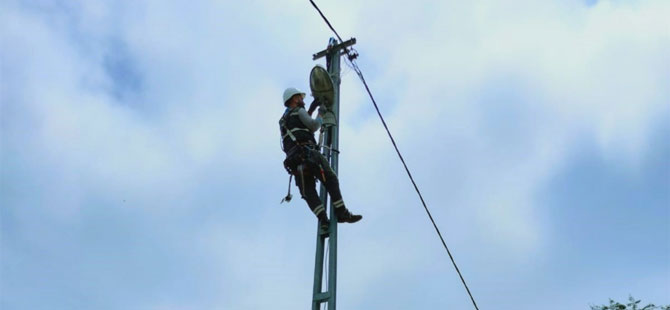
left=348, top=59, right=480, bottom=310
left=308, top=1, right=481, bottom=309
left=309, top=0, right=344, bottom=43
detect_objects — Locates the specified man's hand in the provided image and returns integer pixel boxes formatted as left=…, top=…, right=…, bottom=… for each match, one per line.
left=307, top=98, right=320, bottom=116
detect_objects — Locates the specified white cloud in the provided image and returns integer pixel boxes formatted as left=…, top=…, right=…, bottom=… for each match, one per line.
left=2, top=0, right=668, bottom=309
left=330, top=0, right=670, bottom=254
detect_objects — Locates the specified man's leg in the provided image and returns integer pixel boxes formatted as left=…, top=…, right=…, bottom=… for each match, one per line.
left=294, top=166, right=329, bottom=229
left=312, top=151, right=362, bottom=223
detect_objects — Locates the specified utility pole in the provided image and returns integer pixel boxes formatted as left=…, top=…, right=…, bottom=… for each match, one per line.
left=310, top=37, right=356, bottom=310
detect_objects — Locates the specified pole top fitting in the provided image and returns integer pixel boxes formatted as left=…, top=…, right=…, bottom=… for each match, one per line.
left=313, top=37, right=357, bottom=61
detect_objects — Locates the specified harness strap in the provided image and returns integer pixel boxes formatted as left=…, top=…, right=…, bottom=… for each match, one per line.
left=297, top=164, right=306, bottom=197
left=317, top=126, right=325, bottom=149
left=282, top=127, right=311, bottom=140
left=320, top=145, right=340, bottom=154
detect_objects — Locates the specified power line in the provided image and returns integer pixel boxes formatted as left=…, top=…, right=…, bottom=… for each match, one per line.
left=309, top=0, right=345, bottom=43
left=348, top=58, right=480, bottom=310
left=308, top=2, right=481, bottom=310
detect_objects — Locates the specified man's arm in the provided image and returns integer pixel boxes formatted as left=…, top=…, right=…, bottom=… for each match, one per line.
left=297, top=108, right=322, bottom=132
left=307, top=99, right=320, bottom=115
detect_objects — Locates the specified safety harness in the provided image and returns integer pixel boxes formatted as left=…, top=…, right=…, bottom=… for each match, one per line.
left=279, top=109, right=326, bottom=204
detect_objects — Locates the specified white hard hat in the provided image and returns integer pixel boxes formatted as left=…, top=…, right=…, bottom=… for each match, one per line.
left=283, top=87, right=306, bottom=105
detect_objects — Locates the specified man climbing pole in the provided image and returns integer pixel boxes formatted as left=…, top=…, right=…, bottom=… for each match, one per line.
left=279, top=87, right=362, bottom=231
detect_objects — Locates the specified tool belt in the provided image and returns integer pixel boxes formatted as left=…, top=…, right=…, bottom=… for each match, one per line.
left=283, top=142, right=318, bottom=174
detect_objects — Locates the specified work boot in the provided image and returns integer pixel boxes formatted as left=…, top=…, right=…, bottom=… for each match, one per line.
left=336, top=208, right=362, bottom=224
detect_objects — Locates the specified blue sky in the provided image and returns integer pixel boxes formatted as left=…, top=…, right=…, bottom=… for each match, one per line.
left=1, top=0, right=668, bottom=309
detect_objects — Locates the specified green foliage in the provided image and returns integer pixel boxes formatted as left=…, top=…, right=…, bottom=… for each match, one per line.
left=590, top=296, right=670, bottom=310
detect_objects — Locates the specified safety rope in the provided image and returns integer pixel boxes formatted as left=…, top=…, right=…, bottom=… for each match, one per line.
left=308, top=1, right=481, bottom=309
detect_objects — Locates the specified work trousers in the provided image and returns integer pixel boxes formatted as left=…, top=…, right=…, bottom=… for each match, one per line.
left=294, top=149, right=346, bottom=218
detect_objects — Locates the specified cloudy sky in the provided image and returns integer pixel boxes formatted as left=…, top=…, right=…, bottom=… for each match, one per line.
left=1, top=0, right=669, bottom=309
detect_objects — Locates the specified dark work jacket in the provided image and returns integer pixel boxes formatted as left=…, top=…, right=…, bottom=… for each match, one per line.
left=279, top=107, right=317, bottom=153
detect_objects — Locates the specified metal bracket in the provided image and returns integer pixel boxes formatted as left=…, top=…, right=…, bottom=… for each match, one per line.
left=312, top=38, right=357, bottom=61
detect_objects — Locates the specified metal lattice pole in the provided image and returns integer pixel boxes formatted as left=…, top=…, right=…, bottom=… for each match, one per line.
left=311, top=37, right=355, bottom=310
